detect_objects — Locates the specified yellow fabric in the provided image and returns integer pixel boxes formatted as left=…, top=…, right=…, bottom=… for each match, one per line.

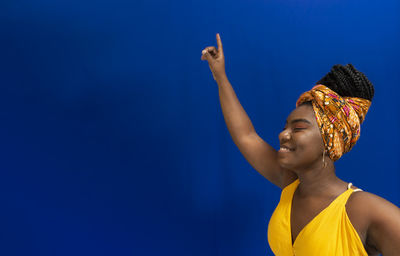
left=267, top=179, right=368, bottom=255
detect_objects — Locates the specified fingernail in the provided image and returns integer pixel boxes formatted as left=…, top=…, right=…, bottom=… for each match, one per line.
left=202, top=50, right=206, bottom=54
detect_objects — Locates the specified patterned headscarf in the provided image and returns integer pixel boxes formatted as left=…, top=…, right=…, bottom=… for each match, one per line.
left=296, top=84, right=371, bottom=161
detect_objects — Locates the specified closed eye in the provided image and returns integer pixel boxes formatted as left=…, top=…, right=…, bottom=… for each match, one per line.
left=282, top=127, right=305, bottom=132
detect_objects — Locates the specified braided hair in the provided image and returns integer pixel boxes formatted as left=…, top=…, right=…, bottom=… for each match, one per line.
left=316, top=63, right=374, bottom=101
left=300, top=63, right=374, bottom=108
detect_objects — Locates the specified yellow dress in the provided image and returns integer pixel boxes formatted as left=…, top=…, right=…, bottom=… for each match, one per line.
left=267, top=179, right=368, bottom=255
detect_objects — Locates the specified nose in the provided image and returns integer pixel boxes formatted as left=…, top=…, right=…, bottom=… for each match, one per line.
left=279, top=128, right=291, bottom=142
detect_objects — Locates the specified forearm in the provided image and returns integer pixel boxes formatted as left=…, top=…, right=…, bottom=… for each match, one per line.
left=216, top=75, right=256, bottom=143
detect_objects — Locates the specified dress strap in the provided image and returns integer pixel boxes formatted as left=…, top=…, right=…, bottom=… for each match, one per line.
left=348, top=182, right=363, bottom=192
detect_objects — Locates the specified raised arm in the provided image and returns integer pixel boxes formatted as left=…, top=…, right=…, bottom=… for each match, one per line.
left=201, top=33, right=296, bottom=189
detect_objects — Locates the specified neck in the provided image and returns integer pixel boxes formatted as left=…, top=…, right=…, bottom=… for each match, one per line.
left=294, top=161, right=346, bottom=197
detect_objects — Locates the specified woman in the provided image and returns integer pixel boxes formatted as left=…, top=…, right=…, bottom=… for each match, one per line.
left=201, top=33, right=400, bottom=255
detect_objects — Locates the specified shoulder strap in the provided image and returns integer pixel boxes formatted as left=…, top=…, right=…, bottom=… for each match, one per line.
left=348, top=182, right=363, bottom=192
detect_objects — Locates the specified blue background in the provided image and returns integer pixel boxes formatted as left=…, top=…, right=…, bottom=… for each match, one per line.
left=1, top=0, right=399, bottom=255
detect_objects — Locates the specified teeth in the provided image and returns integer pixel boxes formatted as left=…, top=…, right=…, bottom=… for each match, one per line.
left=280, top=147, right=294, bottom=152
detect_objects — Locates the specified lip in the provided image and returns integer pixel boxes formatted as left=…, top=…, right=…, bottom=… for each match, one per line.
left=279, top=144, right=295, bottom=151
left=278, top=148, right=294, bottom=153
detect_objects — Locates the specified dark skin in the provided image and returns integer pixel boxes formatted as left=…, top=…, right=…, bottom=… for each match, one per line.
left=202, top=33, right=400, bottom=255
left=280, top=104, right=400, bottom=255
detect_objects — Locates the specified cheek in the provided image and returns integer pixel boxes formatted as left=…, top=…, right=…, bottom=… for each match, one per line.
left=296, top=133, right=324, bottom=153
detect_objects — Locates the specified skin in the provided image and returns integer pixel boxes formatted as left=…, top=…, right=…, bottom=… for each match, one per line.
left=280, top=104, right=400, bottom=255
left=202, top=33, right=400, bottom=255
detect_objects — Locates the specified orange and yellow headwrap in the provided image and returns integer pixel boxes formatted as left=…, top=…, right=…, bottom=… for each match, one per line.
left=296, top=84, right=371, bottom=161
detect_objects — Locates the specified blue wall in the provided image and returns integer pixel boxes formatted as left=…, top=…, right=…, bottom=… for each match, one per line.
left=1, top=0, right=399, bottom=255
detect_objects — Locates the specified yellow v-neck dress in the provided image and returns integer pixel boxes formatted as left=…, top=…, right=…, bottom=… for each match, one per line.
left=267, top=179, right=368, bottom=255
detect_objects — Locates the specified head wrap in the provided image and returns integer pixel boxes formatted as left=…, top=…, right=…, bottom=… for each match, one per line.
left=296, top=84, right=371, bottom=161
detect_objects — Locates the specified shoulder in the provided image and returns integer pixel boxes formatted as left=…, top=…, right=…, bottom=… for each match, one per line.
left=346, top=189, right=400, bottom=222
left=347, top=190, right=400, bottom=254
left=347, top=189, right=400, bottom=216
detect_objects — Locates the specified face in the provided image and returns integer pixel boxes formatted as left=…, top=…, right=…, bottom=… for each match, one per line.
left=277, top=104, right=325, bottom=172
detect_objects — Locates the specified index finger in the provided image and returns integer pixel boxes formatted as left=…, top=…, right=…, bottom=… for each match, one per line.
left=216, top=33, right=223, bottom=54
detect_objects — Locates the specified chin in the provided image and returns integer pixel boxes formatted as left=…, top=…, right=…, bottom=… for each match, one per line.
left=278, top=156, right=302, bottom=172
left=277, top=158, right=293, bottom=170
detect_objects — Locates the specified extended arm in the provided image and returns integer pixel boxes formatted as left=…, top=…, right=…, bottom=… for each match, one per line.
left=201, top=34, right=296, bottom=189
left=215, top=75, right=296, bottom=189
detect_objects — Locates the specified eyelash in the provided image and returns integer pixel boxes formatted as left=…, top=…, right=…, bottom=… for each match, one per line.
left=282, top=127, right=305, bottom=131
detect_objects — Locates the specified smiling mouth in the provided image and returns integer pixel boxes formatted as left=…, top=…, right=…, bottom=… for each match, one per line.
left=278, top=147, right=295, bottom=153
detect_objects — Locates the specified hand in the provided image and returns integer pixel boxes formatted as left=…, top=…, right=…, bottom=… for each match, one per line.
left=201, top=33, right=226, bottom=81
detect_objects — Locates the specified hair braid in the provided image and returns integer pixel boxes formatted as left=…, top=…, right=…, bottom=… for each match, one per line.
left=316, top=63, right=374, bottom=101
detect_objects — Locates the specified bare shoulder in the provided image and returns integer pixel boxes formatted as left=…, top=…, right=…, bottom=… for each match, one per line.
left=345, top=190, right=376, bottom=248
left=346, top=189, right=400, bottom=222
left=347, top=189, right=400, bottom=214
left=346, top=189, right=400, bottom=255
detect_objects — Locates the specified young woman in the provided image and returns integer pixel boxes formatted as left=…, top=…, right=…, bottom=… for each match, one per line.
left=201, top=33, right=400, bottom=255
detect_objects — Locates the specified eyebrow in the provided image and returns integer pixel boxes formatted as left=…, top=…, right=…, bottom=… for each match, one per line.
left=285, top=118, right=312, bottom=125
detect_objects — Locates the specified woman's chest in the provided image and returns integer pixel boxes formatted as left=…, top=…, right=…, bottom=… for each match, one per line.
left=291, top=193, right=373, bottom=253
left=290, top=196, right=337, bottom=243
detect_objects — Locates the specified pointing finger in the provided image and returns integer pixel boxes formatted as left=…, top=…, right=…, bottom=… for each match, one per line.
left=216, top=33, right=223, bottom=55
